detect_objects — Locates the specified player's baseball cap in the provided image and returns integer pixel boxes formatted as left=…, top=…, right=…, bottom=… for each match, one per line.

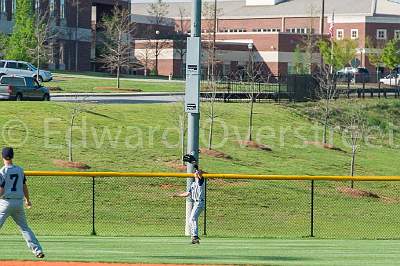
left=2, top=147, right=14, bottom=160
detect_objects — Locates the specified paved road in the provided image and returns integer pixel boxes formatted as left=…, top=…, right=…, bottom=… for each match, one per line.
left=51, top=94, right=185, bottom=104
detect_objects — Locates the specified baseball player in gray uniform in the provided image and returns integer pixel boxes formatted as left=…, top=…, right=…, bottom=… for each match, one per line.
left=0, top=147, right=45, bottom=258
left=173, top=166, right=205, bottom=244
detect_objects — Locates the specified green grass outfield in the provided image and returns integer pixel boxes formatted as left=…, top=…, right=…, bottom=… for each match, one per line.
left=1, top=236, right=400, bottom=265
left=1, top=100, right=400, bottom=239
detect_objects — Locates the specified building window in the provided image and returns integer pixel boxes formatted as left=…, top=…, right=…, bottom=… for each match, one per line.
left=395, top=30, right=400, bottom=40
left=336, top=29, right=344, bottom=40
left=49, top=0, right=55, bottom=16
left=225, top=29, right=247, bottom=33
left=351, top=29, right=359, bottom=39
left=377, top=29, right=387, bottom=40
left=253, top=28, right=280, bottom=33
left=12, top=0, right=16, bottom=14
left=286, top=28, right=308, bottom=34
left=0, top=0, right=6, bottom=14
left=60, top=0, right=65, bottom=20
left=35, top=0, right=40, bottom=10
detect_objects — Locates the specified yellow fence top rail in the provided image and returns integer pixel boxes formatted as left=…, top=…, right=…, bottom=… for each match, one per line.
left=24, top=171, right=400, bottom=181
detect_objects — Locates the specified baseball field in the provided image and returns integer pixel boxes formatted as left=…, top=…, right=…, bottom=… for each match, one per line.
left=2, top=236, right=400, bottom=265
left=1, top=100, right=400, bottom=265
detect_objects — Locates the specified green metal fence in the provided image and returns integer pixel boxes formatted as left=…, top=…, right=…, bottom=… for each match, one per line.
left=2, top=175, right=400, bottom=239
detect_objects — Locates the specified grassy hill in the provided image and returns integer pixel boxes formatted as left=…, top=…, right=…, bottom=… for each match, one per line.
left=1, top=100, right=400, bottom=239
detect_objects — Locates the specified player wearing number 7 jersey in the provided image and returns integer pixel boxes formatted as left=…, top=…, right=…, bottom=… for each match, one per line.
left=0, top=147, right=45, bottom=258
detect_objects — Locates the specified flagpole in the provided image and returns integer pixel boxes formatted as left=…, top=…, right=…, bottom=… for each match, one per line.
left=330, top=12, right=335, bottom=75
left=320, top=0, right=325, bottom=67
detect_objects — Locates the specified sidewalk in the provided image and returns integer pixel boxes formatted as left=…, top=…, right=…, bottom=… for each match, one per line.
left=53, top=73, right=185, bottom=83
left=50, top=92, right=185, bottom=97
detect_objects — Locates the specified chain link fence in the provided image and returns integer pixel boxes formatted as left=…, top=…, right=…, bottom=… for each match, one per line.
left=1, top=175, right=400, bottom=239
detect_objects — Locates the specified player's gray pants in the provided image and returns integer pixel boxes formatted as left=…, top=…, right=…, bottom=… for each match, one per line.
left=189, top=202, right=204, bottom=237
left=0, top=199, right=43, bottom=255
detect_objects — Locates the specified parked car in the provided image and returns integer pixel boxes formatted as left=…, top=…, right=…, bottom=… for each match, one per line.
left=0, top=75, right=50, bottom=101
left=0, top=60, right=53, bottom=82
left=336, top=70, right=352, bottom=83
left=353, top=67, right=370, bottom=83
left=379, top=73, right=400, bottom=86
left=337, top=67, right=370, bottom=83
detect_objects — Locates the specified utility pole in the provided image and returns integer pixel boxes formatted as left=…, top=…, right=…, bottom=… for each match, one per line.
left=75, top=0, right=79, bottom=72
left=211, top=0, right=217, bottom=78
left=320, top=0, right=325, bottom=36
left=319, top=0, right=325, bottom=70
left=184, top=0, right=202, bottom=235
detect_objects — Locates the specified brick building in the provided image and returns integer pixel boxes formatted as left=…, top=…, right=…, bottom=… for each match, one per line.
left=0, top=0, right=130, bottom=71
left=131, top=0, right=400, bottom=77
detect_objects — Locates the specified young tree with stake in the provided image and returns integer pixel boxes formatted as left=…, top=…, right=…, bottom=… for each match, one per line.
left=338, top=102, right=367, bottom=188
left=147, top=0, right=169, bottom=75
left=316, top=38, right=357, bottom=144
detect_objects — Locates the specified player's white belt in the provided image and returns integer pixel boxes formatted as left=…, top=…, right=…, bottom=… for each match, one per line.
left=1, top=197, right=23, bottom=200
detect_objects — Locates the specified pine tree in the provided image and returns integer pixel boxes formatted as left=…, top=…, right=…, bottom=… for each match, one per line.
left=6, top=0, right=35, bottom=61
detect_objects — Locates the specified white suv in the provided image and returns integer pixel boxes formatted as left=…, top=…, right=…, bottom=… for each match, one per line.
left=0, top=60, right=53, bottom=82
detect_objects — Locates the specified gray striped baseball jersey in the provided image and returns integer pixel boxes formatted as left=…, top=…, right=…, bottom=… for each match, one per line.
left=0, top=165, right=26, bottom=200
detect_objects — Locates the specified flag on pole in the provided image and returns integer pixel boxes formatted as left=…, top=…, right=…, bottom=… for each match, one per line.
left=328, top=12, right=335, bottom=39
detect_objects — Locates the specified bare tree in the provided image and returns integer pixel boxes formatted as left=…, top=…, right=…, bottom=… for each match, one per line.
left=202, top=1, right=222, bottom=149
left=242, top=48, right=267, bottom=142
left=147, top=0, right=169, bottom=75
left=67, top=97, right=88, bottom=162
left=149, top=34, right=170, bottom=76
left=314, top=64, right=338, bottom=144
left=205, top=88, right=219, bottom=150
left=175, top=7, right=189, bottom=77
left=99, top=5, right=136, bottom=88
left=63, top=98, right=114, bottom=163
left=316, top=39, right=357, bottom=144
left=29, top=6, right=57, bottom=82
left=136, top=42, right=154, bottom=77
left=147, top=0, right=169, bottom=28
left=202, top=1, right=222, bottom=81
left=202, top=80, right=225, bottom=150
left=338, top=102, right=367, bottom=188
